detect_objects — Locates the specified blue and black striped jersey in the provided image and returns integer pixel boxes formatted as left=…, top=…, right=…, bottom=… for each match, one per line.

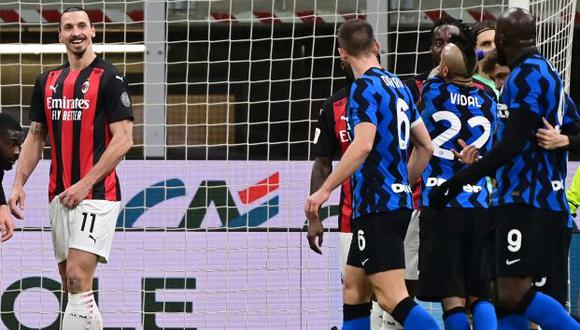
left=348, top=67, right=421, bottom=218
left=420, top=76, right=497, bottom=208
left=493, top=52, right=579, bottom=212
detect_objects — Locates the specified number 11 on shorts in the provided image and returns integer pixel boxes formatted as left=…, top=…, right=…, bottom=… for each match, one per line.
left=81, top=212, right=97, bottom=233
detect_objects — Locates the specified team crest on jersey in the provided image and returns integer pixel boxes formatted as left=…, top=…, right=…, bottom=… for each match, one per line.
left=121, top=92, right=131, bottom=107
left=81, top=80, right=90, bottom=94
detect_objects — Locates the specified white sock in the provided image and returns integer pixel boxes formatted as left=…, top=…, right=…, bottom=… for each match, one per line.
left=370, top=301, right=384, bottom=330
left=62, top=291, right=103, bottom=330
left=380, top=310, right=404, bottom=330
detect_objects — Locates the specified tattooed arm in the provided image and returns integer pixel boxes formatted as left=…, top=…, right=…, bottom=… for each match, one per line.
left=9, top=121, right=47, bottom=219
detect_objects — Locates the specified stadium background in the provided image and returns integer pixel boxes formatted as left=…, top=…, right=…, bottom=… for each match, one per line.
left=0, top=0, right=579, bottom=328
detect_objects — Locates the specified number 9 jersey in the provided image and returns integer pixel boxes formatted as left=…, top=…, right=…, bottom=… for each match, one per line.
left=347, top=67, right=421, bottom=219
left=420, top=76, right=498, bottom=208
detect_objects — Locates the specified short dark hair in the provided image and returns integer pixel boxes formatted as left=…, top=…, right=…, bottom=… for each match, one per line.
left=431, top=16, right=464, bottom=36
left=471, top=20, right=496, bottom=42
left=449, top=33, right=477, bottom=78
left=337, top=19, right=375, bottom=57
left=59, top=6, right=92, bottom=29
left=0, top=113, right=22, bottom=136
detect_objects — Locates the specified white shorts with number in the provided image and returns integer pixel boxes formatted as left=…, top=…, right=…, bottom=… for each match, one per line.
left=50, top=197, right=121, bottom=264
left=404, top=209, right=420, bottom=280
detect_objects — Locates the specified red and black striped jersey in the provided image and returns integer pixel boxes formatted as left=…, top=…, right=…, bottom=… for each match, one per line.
left=313, top=88, right=352, bottom=233
left=29, top=56, right=134, bottom=202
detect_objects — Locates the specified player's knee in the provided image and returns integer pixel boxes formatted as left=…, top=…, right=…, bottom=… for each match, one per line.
left=442, top=297, right=466, bottom=312
left=343, top=275, right=371, bottom=304
left=375, top=291, right=409, bottom=314
left=496, top=278, right=531, bottom=309
left=65, top=264, right=90, bottom=293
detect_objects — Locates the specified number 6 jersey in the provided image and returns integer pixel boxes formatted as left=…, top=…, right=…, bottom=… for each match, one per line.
left=348, top=67, right=422, bottom=219
left=420, top=76, right=498, bottom=208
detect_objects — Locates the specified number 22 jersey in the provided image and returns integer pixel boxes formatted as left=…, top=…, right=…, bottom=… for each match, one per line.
left=420, top=76, right=497, bottom=208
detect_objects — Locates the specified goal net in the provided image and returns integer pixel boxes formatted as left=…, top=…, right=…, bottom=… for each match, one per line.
left=0, top=0, right=577, bottom=329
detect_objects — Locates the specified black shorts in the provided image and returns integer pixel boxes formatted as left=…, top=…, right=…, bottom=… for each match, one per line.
left=417, top=207, right=492, bottom=302
left=491, top=205, right=569, bottom=278
left=532, top=226, right=572, bottom=306
left=346, top=209, right=411, bottom=275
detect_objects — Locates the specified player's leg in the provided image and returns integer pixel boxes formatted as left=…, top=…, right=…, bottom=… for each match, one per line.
left=363, top=210, right=438, bottom=330
left=50, top=196, right=72, bottom=326
left=417, top=208, right=469, bottom=329
left=343, top=265, right=373, bottom=329
left=62, top=248, right=101, bottom=330
left=341, top=231, right=384, bottom=330
left=378, top=210, right=421, bottom=330
left=494, top=206, right=579, bottom=330
left=403, top=209, right=420, bottom=297
left=62, top=199, right=121, bottom=330
left=58, top=261, right=68, bottom=292
left=441, top=296, right=469, bottom=330
left=466, top=209, right=496, bottom=330
left=343, top=219, right=373, bottom=329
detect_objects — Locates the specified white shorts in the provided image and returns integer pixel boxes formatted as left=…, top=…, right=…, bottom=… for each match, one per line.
left=339, top=232, right=353, bottom=278
left=50, top=197, right=121, bottom=264
left=404, top=209, right=420, bottom=280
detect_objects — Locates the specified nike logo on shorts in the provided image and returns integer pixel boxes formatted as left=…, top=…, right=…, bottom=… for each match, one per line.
left=505, top=258, right=521, bottom=266
left=361, top=258, right=370, bottom=266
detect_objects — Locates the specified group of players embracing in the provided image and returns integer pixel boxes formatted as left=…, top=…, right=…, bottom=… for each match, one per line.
left=305, top=7, right=580, bottom=330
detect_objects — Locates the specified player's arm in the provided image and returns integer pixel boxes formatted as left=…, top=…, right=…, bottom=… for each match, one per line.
left=307, top=157, right=333, bottom=254
left=536, top=95, right=580, bottom=151
left=10, top=75, right=48, bottom=219
left=305, top=80, right=377, bottom=220
left=59, top=120, right=133, bottom=208
left=60, top=74, right=134, bottom=208
left=305, top=122, right=375, bottom=220
left=408, top=120, right=433, bottom=184
left=429, top=68, right=540, bottom=207
left=0, top=174, right=13, bottom=242
left=307, top=97, right=340, bottom=254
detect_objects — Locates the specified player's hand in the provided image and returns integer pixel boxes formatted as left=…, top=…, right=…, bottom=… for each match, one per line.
left=428, top=177, right=462, bottom=209
left=60, top=180, right=91, bottom=209
left=452, top=139, right=480, bottom=164
left=307, top=218, right=324, bottom=255
left=304, top=188, right=331, bottom=222
left=9, top=186, right=25, bottom=220
left=537, top=117, right=568, bottom=150
left=0, top=205, right=15, bottom=242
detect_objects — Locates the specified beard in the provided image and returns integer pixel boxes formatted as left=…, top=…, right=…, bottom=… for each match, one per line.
left=68, top=45, right=87, bottom=57
left=67, top=38, right=88, bottom=57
